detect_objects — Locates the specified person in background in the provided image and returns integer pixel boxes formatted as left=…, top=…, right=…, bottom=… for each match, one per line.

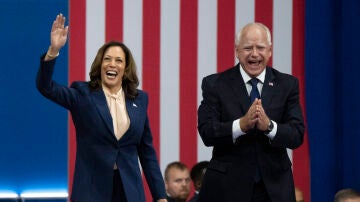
left=197, top=22, right=305, bottom=202
left=164, top=161, right=191, bottom=202
left=36, top=14, right=167, bottom=202
left=334, top=188, right=360, bottom=202
left=188, top=161, right=209, bottom=202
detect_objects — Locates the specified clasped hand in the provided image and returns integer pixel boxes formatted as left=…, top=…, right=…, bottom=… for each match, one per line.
left=240, top=98, right=270, bottom=132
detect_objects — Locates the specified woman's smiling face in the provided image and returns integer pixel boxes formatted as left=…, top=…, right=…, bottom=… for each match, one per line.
left=101, top=46, right=126, bottom=93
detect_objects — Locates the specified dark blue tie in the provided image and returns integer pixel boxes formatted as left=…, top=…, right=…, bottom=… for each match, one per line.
left=249, top=78, right=260, bottom=102
left=249, top=78, right=262, bottom=182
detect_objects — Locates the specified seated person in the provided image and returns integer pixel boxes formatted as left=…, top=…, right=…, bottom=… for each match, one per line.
left=164, top=161, right=191, bottom=202
left=188, top=161, right=209, bottom=202
left=334, top=188, right=360, bottom=202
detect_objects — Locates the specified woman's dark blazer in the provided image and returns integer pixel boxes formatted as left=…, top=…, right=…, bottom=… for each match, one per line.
left=36, top=57, right=166, bottom=202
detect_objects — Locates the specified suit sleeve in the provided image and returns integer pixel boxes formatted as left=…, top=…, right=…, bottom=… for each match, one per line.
left=270, top=77, right=305, bottom=149
left=36, top=54, right=79, bottom=110
left=197, top=75, right=235, bottom=147
left=137, top=93, right=166, bottom=200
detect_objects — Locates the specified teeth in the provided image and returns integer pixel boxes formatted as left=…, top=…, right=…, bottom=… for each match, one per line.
left=106, top=70, right=117, bottom=76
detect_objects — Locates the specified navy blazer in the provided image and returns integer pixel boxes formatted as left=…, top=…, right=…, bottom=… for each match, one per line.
left=197, top=64, right=305, bottom=202
left=36, top=57, right=166, bottom=202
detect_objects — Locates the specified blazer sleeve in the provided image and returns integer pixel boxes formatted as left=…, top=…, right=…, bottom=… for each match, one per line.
left=36, top=55, right=79, bottom=110
left=136, top=93, right=166, bottom=200
left=197, top=74, right=235, bottom=147
left=270, top=76, right=305, bottom=149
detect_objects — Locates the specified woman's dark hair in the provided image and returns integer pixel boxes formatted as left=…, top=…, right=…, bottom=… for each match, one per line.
left=89, top=41, right=139, bottom=99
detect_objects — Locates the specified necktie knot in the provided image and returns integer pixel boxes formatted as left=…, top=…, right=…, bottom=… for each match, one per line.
left=249, top=78, right=259, bottom=87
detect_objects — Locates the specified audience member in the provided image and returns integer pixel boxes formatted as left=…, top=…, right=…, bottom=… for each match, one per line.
left=334, top=188, right=360, bottom=202
left=188, top=161, right=209, bottom=202
left=164, top=161, right=191, bottom=202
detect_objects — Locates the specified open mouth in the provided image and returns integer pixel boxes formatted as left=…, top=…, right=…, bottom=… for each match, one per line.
left=248, top=60, right=260, bottom=65
left=106, top=70, right=118, bottom=79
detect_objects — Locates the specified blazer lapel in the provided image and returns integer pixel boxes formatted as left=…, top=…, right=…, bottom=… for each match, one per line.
left=91, top=89, right=114, bottom=135
left=125, top=98, right=137, bottom=129
left=261, top=67, right=276, bottom=109
left=118, top=98, right=140, bottom=142
left=227, top=65, right=252, bottom=112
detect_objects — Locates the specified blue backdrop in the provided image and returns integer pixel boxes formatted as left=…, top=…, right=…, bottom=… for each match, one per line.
left=0, top=0, right=68, bottom=195
left=306, top=0, right=360, bottom=201
left=0, top=0, right=359, bottom=201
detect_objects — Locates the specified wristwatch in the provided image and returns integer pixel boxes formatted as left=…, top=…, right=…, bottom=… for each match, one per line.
left=265, top=120, right=274, bottom=134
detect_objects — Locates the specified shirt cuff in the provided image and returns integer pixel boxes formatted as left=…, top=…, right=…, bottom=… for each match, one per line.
left=232, top=119, right=246, bottom=143
left=266, top=120, right=278, bottom=140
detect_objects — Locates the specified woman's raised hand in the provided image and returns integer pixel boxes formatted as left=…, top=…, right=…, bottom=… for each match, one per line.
left=47, top=13, right=69, bottom=58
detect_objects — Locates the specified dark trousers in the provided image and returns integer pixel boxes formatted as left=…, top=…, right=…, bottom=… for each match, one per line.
left=250, top=180, right=271, bottom=202
left=112, top=169, right=127, bottom=202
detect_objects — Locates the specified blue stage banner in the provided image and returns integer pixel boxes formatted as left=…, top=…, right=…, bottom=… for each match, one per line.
left=0, top=0, right=68, bottom=196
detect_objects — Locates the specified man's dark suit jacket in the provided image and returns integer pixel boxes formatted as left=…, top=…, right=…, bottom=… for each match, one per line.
left=36, top=57, right=166, bottom=202
left=197, top=64, right=305, bottom=202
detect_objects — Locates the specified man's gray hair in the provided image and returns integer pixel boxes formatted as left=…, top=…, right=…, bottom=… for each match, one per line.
left=235, top=22, right=272, bottom=47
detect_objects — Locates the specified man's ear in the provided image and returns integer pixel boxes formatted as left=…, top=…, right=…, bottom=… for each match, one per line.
left=235, top=48, right=240, bottom=60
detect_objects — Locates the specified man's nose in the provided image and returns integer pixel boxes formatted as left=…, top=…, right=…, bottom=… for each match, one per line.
left=251, top=47, right=259, bottom=55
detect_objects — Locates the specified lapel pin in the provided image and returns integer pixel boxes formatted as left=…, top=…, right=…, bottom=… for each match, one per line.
left=133, top=103, right=138, bottom=107
left=269, top=82, right=273, bottom=86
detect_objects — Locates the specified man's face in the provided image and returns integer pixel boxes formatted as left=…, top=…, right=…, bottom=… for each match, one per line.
left=236, top=24, right=272, bottom=77
left=165, top=168, right=191, bottom=200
